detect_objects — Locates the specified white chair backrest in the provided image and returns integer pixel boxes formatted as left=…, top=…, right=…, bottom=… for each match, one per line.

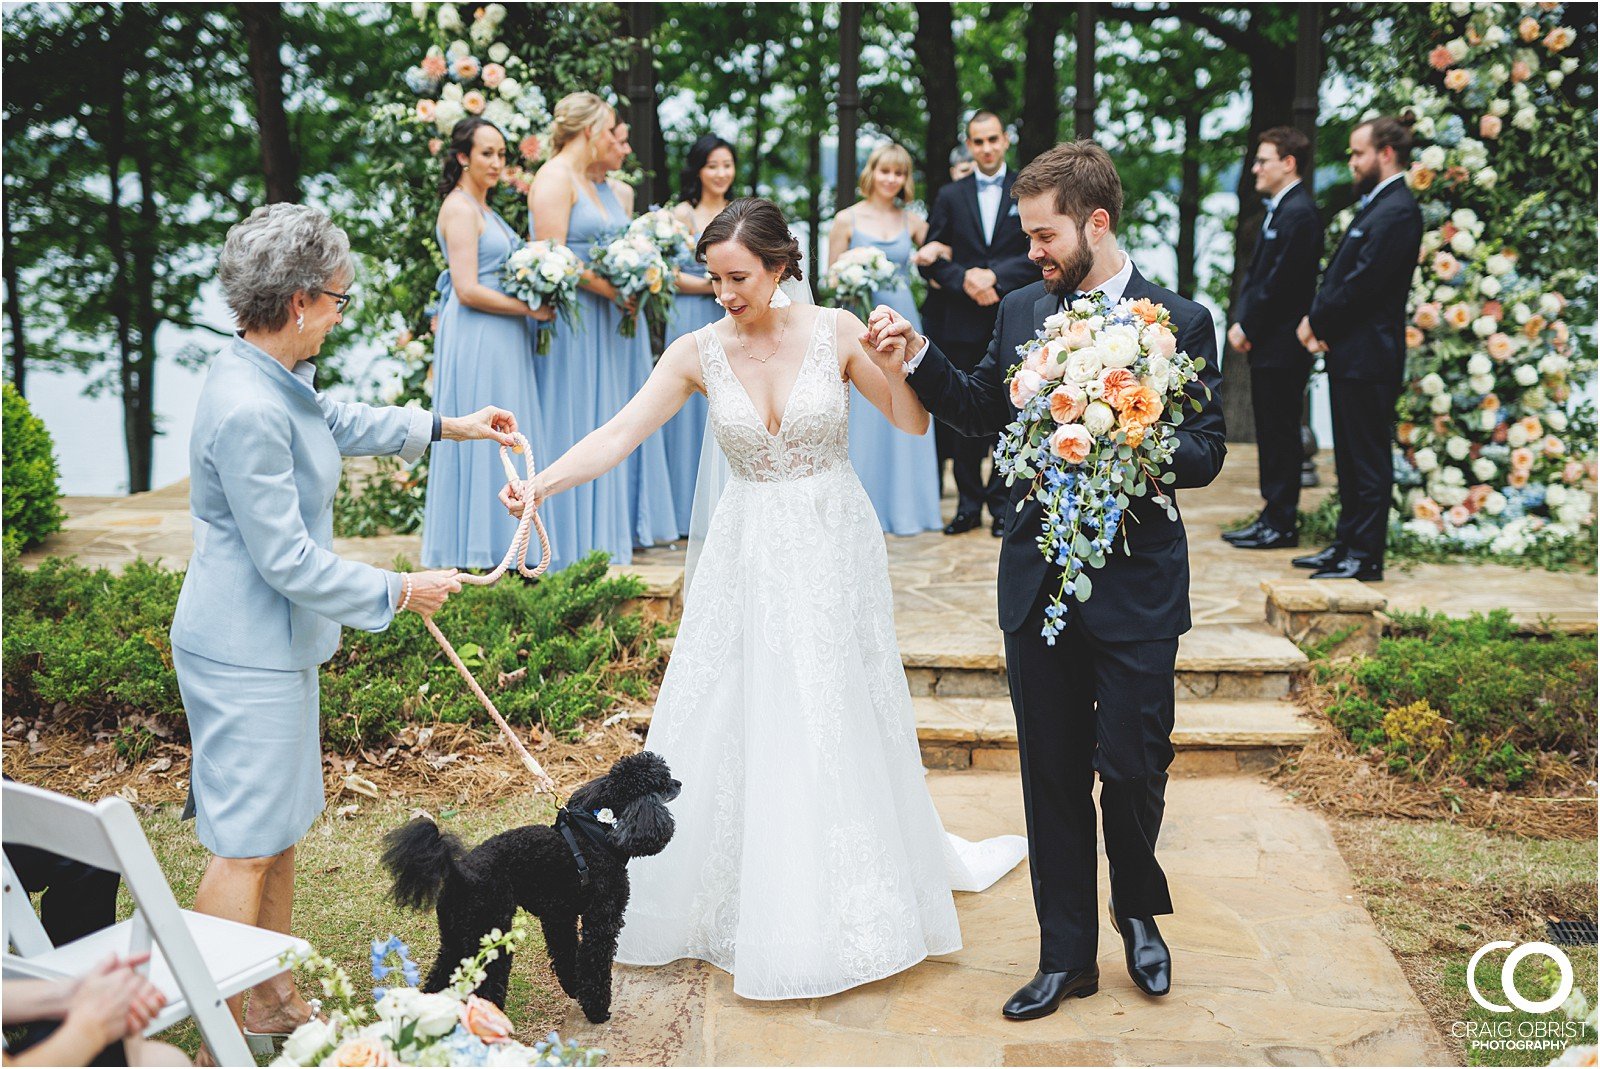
left=2, top=780, right=124, bottom=871
left=2, top=851, right=54, bottom=956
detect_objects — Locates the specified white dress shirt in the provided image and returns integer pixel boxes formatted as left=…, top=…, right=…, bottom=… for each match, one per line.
left=975, top=162, right=1008, bottom=245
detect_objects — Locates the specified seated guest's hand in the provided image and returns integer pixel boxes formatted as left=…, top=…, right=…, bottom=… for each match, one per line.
left=66, top=954, right=166, bottom=1049
left=443, top=407, right=519, bottom=448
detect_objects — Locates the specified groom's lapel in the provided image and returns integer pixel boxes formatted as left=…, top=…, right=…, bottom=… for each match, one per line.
left=961, top=175, right=984, bottom=244
left=1119, top=261, right=1153, bottom=303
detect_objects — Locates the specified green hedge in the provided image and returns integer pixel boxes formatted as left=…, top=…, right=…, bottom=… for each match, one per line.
left=1, top=550, right=662, bottom=750
left=1312, top=610, right=1597, bottom=789
left=2, top=383, right=66, bottom=552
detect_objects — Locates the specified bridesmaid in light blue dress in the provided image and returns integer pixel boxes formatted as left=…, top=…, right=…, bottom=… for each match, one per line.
left=527, top=93, right=679, bottom=572
left=659, top=135, right=737, bottom=534
left=422, top=118, right=552, bottom=569
left=829, top=142, right=944, bottom=535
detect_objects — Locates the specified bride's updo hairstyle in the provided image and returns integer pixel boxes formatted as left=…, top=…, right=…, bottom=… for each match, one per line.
left=548, top=92, right=614, bottom=161
left=695, top=198, right=804, bottom=283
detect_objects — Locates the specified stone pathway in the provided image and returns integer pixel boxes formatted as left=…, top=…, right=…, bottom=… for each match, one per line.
left=562, top=770, right=1453, bottom=1066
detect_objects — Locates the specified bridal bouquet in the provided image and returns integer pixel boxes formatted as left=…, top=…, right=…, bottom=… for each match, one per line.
left=822, top=246, right=897, bottom=320
left=994, top=293, right=1209, bottom=643
left=589, top=229, right=672, bottom=339
left=503, top=240, right=585, bottom=354
left=271, top=928, right=604, bottom=1067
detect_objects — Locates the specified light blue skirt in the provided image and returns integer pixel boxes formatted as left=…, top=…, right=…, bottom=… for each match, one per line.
left=174, top=645, right=323, bottom=858
left=848, top=283, right=943, bottom=535
left=536, top=289, right=680, bottom=573
left=658, top=293, right=722, bottom=535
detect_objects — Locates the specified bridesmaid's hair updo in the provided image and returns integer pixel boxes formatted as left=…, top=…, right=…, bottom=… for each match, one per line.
left=438, top=117, right=504, bottom=199
left=548, top=92, right=615, bottom=157
left=696, top=198, right=804, bottom=283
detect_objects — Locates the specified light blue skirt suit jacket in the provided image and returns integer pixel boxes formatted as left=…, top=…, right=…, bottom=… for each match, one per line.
left=170, top=335, right=433, bottom=857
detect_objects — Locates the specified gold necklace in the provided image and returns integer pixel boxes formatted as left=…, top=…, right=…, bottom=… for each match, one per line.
left=732, top=306, right=789, bottom=364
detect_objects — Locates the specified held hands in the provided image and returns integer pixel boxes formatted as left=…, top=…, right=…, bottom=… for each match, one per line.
left=402, top=569, right=462, bottom=617
left=861, top=306, right=923, bottom=375
left=65, top=954, right=167, bottom=1048
left=498, top=476, right=547, bottom=519
left=444, top=406, right=519, bottom=447
left=527, top=303, right=556, bottom=322
left=1227, top=323, right=1252, bottom=353
left=1295, top=315, right=1328, bottom=354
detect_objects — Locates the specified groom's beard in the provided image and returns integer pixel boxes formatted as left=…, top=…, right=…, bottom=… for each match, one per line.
left=1041, top=230, right=1095, bottom=296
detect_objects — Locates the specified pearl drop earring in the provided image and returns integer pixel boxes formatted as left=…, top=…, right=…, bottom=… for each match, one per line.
left=296, top=313, right=305, bottom=333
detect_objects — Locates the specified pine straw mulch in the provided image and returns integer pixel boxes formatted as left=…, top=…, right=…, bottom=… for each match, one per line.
left=3, top=709, right=652, bottom=814
left=1271, top=673, right=1598, bottom=842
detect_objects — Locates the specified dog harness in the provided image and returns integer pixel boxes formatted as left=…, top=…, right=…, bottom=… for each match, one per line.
left=555, top=807, right=623, bottom=888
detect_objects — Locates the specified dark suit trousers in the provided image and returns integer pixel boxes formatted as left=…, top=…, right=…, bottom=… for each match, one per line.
left=1330, top=377, right=1400, bottom=565
left=1250, top=364, right=1311, bottom=532
left=7, top=842, right=120, bottom=945
left=1004, top=587, right=1177, bottom=971
left=934, top=339, right=1008, bottom=520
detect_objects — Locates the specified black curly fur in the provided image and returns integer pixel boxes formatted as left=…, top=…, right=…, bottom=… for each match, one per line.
left=381, top=751, right=680, bottom=1024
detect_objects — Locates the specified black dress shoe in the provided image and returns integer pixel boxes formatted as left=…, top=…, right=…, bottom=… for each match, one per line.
left=1221, top=518, right=1264, bottom=544
left=1109, top=903, right=1171, bottom=997
left=943, top=512, right=981, bottom=535
left=1310, top=555, right=1383, bottom=581
left=991, top=515, right=1005, bottom=537
left=1228, top=526, right=1299, bottom=550
left=1291, top=544, right=1345, bottom=570
left=1001, top=966, right=1100, bottom=1020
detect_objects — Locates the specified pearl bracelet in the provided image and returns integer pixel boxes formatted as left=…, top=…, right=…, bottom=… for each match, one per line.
left=398, top=573, right=414, bottom=614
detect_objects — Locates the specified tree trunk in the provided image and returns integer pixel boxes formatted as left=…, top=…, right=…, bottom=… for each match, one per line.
left=239, top=2, right=300, bottom=204
left=806, top=125, right=822, bottom=284
left=105, top=17, right=144, bottom=493
left=1177, top=104, right=1201, bottom=300
left=914, top=2, right=958, bottom=205
left=3, top=194, right=26, bottom=393
left=129, top=144, right=159, bottom=496
left=1019, top=2, right=1064, bottom=167
left=651, top=94, right=670, bottom=206
left=748, top=35, right=770, bottom=194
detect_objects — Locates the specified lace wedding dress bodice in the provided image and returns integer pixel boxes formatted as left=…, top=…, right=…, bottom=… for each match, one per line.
left=613, top=306, right=1027, bottom=1001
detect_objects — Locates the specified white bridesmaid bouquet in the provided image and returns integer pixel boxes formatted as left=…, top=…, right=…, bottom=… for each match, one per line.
left=503, top=240, right=584, bottom=354
left=822, top=246, right=897, bottom=320
left=589, top=228, right=672, bottom=339
left=271, top=929, right=603, bottom=1067
left=626, top=206, right=696, bottom=268
left=995, top=293, right=1210, bottom=644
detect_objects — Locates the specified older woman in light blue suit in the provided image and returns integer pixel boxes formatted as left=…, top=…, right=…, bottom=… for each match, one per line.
left=170, top=203, right=517, bottom=1049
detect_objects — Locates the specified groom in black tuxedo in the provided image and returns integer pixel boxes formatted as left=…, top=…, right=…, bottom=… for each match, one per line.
left=867, top=141, right=1226, bottom=1017
left=919, top=111, right=1039, bottom=535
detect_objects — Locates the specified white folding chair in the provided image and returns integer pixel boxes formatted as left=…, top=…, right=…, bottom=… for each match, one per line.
left=3, top=780, right=311, bottom=1066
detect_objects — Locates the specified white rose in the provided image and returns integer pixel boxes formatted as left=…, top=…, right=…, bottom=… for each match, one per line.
left=1415, top=114, right=1436, bottom=139
left=1095, top=326, right=1140, bottom=368
left=1512, top=302, right=1531, bottom=324
left=1084, top=378, right=1105, bottom=401
left=1450, top=230, right=1476, bottom=255
left=281, top=1018, right=335, bottom=1064
left=1145, top=354, right=1172, bottom=394
left=1469, top=374, right=1495, bottom=394
left=1539, top=293, right=1564, bottom=317
left=488, top=42, right=510, bottom=62
left=497, top=76, right=521, bottom=100
left=1472, top=316, right=1497, bottom=338
left=404, top=340, right=426, bottom=363
left=1562, top=57, right=1579, bottom=74
left=1448, top=2, right=1469, bottom=15
left=1490, top=97, right=1511, bottom=117
left=540, top=260, right=567, bottom=283
left=437, top=3, right=463, bottom=31
left=1513, top=364, right=1540, bottom=387
left=1446, top=37, right=1469, bottom=61
left=1484, top=491, right=1507, bottom=515
left=1043, top=311, right=1069, bottom=333
left=1436, top=483, right=1469, bottom=508
left=1430, top=392, right=1453, bottom=414
left=1450, top=208, right=1479, bottom=230
left=441, top=82, right=464, bottom=102
left=1512, top=80, right=1531, bottom=104
left=487, top=1044, right=543, bottom=1067
left=433, top=99, right=465, bottom=133
left=1419, top=372, right=1446, bottom=396
left=1547, top=484, right=1569, bottom=507
left=1478, top=276, right=1502, bottom=298
left=1547, top=410, right=1568, bottom=432
left=1466, top=353, right=1492, bottom=376
left=1513, top=107, right=1537, bottom=130
left=1484, top=24, right=1507, bottom=46
left=1507, top=423, right=1531, bottom=448
left=1523, top=386, right=1548, bottom=410
left=1538, top=353, right=1570, bottom=376
left=1082, top=400, right=1116, bottom=437
left=1070, top=297, right=1096, bottom=315
left=1414, top=447, right=1439, bottom=473
left=1064, top=347, right=1103, bottom=384
left=1472, top=457, right=1498, bottom=482
left=1440, top=465, right=1465, bottom=486
left=1474, top=168, right=1498, bottom=190
left=1445, top=436, right=1471, bottom=461
left=1419, top=145, right=1448, bottom=171
left=1481, top=409, right=1499, bottom=432
left=446, top=39, right=469, bottom=59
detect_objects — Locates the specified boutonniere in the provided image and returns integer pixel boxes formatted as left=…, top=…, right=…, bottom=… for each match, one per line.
left=594, top=808, right=616, bottom=826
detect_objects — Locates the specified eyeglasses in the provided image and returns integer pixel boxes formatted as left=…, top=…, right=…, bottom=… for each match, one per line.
left=322, top=288, right=354, bottom=312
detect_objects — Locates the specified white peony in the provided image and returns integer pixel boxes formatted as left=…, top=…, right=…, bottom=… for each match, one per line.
left=497, top=77, right=521, bottom=100
left=1474, top=167, right=1498, bottom=190
left=441, top=81, right=464, bottom=102
left=1513, top=107, right=1537, bottom=131
left=1082, top=401, right=1116, bottom=437
left=1483, top=24, right=1507, bottom=46
left=1064, top=347, right=1103, bottom=384
left=1450, top=230, right=1476, bottom=255
left=374, top=989, right=462, bottom=1039
left=1547, top=484, right=1569, bottom=508
left=488, top=42, right=510, bottom=62
left=433, top=99, right=466, bottom=133
left=1478, top=276, right=1501, bottom=298
left=1419, top=145, right=1448, bottom=171
left=1145, top=354, right=1172, bottom=394
left=1095, top=326, right=1140, bottom=368
left=1484, top=253, right=1513, bottom=279
left=1472, top=316, right=1497, bottom=338
left=1512, top=302, right=1532, bottom=324
left=281, top=1018, right=335, bottom=1064
left=1507, top=422, right=1531, bottom=448
left=1523, top=386, right=1548, bottom=410
left=1430, top=392, right=1453, bottom=414
left=1467, top=353, right=1492, bottom=377
left=1469, top=374, right=1495, bottom=394
left=1445, top=436, right=1471, bottom=461
left=1513, top=363, right=1540, bottom=387
left=1539, top=293, right=1564, bottom=317
left=437, top=3, right=463, bottom=32
left=1480, top=409, right=1499, bottom=432
left=1440, top=465, right=1465, bottom=486
left=1538, top=353, right=1571, bottom=377
left=540, top=260, right=568, bottom=283
left=1490, top=97, right=1511, bottom=117
left=1445, top=37, right=1469, bottom=61
left=1419, top=372, right=1446, bottom=396
left=1484, top=490, right=1507, bottom=516
left=1414, top=447, right=1439, bottom=473
left=1472, top=457, right=1498, bottom=482
left=1450, top=208, right=1480, bottom=231
left=1548, top=410, right=1568, bottom=432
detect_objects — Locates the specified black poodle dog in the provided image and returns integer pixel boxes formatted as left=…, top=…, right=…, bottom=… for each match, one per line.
left=382, top=750, right=680, bottom=1023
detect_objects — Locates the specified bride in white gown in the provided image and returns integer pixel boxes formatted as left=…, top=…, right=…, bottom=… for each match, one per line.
left=502, top=198, right=1025, bottom=1000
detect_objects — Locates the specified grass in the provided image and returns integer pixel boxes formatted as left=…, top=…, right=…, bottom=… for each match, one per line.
left=1329, top=817, right=1598, bottom=1066
left=117, top=795, right=576, bottom=1064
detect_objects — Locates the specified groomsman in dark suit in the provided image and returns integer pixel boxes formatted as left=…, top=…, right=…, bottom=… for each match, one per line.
left=920, top=111, right=1039, bottom=535
left=1294, top=115, right=1424, bottom=581
left=1223, top=127, right=1322, bottom=550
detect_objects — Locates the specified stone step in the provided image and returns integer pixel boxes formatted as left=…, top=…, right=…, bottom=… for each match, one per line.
left=608, top=562, right=684, bottom=624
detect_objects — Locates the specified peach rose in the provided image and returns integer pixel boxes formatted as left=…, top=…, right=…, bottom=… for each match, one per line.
left=1410, top=165, right=1435, bottom=192
left=1428, top=45, right=1454, bottom=70
left=463, top=90, right=487, bottom=115
left=1492, top=423, right=1509, bottom=444
left=1414, top=303, right=1442, bottom=330
left=1406, top=326, right=1424, bottom=349
left=1519, top=16, right=1541, bottom=42
left=328, top=1038, right=395, bottom=1067
left=1480, top=114, right=1503, bottom=139
left=1545, top=27, right=1575, bottom=52
left=428, top=137, right=443, bottom=156
left=519, top=135, right=542, bottom=161
left=1563, top=460, right=1585, bottom=483
left=1049, top=423, right=1094, bottom=464
left=1397, top=421, right=1417, bottom=445
left=1523, top=313, right=1547, bottom=339
left=1098, top=368, right=1140, bottom=411
left=1486, top=333, right=1514, bottom=361
left=1445, top=165, right=1471, bottom=187
left=417, top=99, right=437, bottom=122
left=1553, top=320, right=1570, bottom=347
left=1444, top=302, right=1475, bottom=330
left=1049, top=383, right=1087, bottom=424
left=1510, top=446, right=1536, bottom=472
left=1519, top=415, right=1544, bottom=440
left=1481, top=300, right=1503, bottom=322
left=422, top=54, right=448, bottom=79
left=1010, top=368, right=1046, bottom=409
left=1061, top=319, right=1096, bottom=350
left=1444, top=68, right=1473, bottom=91
left=1121, top=419, right=1147, bottom=449
left=1466, top=484, right=1492, bottom=509
left=461, top=995, right=513, bottom=1043
left=454, top=55, right=481, bottom=80
left=1037, top=339, right=1072, bottom=380
left=1119, top=385, right=1164, bottom=427
left=1446, top=504, right=1472, bottom=527
left=1508, top=468, right=1530, bottom=488
left=1510, top=59, right=1532, bottom=83
left=1432, top=251, right=1461, bottom=281
left=1142, top=322, right=1178, bottom=360
left=1543, top=435, right=1566, bottom=458
left=1127, top=298, right=1162, bottom=325
left=1413, top=497, right=1443, bottom=523
left=481, top=62, right=506, bottom=88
